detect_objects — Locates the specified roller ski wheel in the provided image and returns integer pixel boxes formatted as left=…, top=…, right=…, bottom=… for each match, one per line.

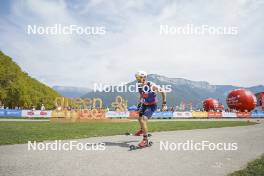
left=129, top=145, right=137, bottom=150
left=148, top=141, right=153, bottom=146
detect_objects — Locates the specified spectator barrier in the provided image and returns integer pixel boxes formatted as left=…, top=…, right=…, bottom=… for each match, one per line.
left=208, top=112, right=222, bottom=118
left=0, top=109, right=22, bottom=117
left=251, top=112, right=264, bottom=118
left=0, top=109, right=4, bottom=116
left=173, top=111, right=192, bottom=118
left=152, top=112, right=173, bottom=119
left=0, top=109, right=264, bottom=118
left=22, top=110, right=52, bottom=118
left=106, top=111, right=129, bottom=118
left=192, top=112, right=208, bottom=118
left=221, top=112, right=237, bottom=118
left=236, top=112, right=251, bottom=118
left=128, top=111, right=139, bottom=119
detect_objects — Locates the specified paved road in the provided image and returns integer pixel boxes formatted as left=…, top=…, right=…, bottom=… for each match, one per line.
left=0, top=122, right=264, bottom=176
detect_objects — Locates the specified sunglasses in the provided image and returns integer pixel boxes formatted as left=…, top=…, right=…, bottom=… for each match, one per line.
left=135, top=75, right=145, bottom=81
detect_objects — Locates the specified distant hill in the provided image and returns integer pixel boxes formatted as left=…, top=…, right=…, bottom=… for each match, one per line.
left=53, top=86, right=91, bottom=98
left=0, top=51, right=60, bottom=109
left=82, top=74, right=264, bottom=109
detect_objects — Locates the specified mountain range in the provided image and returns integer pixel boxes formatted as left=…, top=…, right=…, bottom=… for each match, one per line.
left=55, top=74, right=264, bottom=109
left=53, top=86, right=92, bottom=98
left=3, top=48, right=262, bottom=110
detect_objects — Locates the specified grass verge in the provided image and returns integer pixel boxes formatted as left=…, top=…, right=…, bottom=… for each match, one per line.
left=0, top=116, right=49, bottom=120
left=229, top=154, right=264, bottom=176
left=0, top=120, right=256, bottom=145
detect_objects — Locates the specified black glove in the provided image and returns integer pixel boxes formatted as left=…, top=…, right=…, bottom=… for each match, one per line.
left=137, top=103, right=143, bottom=111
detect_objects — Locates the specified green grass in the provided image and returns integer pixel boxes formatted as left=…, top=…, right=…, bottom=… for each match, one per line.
left=229, top=154, right=264, bottom=176
left=0, top=121, right=256, bottom=145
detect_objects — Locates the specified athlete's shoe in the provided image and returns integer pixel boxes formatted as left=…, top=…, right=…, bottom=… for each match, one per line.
left=138, top=139, right=148, bottom=148
left=134, top=129, right=144, bottom=136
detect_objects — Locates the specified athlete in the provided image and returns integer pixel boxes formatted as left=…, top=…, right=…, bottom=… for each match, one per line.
left=134, top=71, right=167, bottom=147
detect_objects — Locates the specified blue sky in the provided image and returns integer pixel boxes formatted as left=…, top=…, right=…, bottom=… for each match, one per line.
left=0, top=0, right=263, bottom=87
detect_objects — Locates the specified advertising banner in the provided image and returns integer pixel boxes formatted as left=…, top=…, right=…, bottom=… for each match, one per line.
left=207, top=112, right=222, bottom=118
left=5, top=109, right=22, bottom=117
left=106, top=111, right=129, bottom=118
left=251, top=112, right=264, bottom=118
left=152, top=111, right=173, bottom=118
left=129, top=111, right=139, bottom=119
left=22, top=110, right=52, bottom=117
left=222, top=112, right=237, bottom=118
left=0, top=109, right=6, bottom=116
left=192, top=112, right=208, bottom=118
left=236, top=112, right=251, bottom=118
left=172, top=111, right=192, bottom=118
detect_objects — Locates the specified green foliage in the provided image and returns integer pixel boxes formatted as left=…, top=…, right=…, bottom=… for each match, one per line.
left=0, top=51, right=60, bottom=109
left=229, top=154, right=264, bottom=176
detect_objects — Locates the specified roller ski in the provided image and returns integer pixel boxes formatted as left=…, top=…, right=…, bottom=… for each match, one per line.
left=129, top=139, right=153, bottom=150
left=129, top=135, right=153, bottom=150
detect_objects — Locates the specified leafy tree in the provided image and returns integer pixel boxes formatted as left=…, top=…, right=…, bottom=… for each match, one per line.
left=0, top=51, right=60, bottom=109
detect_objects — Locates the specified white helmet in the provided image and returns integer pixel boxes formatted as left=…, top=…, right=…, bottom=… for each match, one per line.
left=135, top=71, right=147, bottom=80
